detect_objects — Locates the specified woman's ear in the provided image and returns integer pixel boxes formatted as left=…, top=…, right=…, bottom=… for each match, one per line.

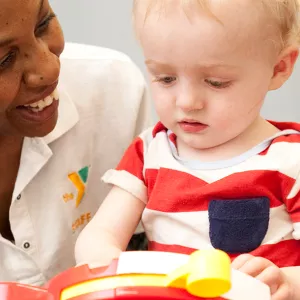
left=269, top=46, right=299, bottom=91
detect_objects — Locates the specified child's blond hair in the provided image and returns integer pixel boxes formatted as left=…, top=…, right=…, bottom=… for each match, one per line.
left=132, top=0, right=300, bottom=48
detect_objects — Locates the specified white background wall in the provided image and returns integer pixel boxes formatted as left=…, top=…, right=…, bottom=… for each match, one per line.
left=50, top=0, right=300, bottom=121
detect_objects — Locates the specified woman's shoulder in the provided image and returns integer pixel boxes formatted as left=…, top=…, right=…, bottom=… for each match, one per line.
left=59, top=42, right=144, bottom=84
left=58, top=42, right=147, bottom=109
left=52, top=43, right=153, bottom=145
left=60, top=42, right=133, bottom=62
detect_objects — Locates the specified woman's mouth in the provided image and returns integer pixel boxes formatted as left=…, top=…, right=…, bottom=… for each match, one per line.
left=20, top=89, right=59, bottom=112
left=15, top=88, right=60, bottom=123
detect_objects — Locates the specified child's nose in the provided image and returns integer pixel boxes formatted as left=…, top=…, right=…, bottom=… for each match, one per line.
left=176, top=88, right=205, bottom=112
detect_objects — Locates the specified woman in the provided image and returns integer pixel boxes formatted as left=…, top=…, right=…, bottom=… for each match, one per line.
left=0, top=0, right=152, bottom=285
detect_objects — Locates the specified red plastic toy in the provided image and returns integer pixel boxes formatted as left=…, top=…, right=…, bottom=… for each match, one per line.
left=0, top=250, right=271, bottom=300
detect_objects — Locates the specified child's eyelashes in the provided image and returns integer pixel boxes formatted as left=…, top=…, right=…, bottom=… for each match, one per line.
left=152, top=75, right=231, bottom=89
left=205, top=79, right=232, bottom=89
left=153, top=76, right=177, bottom=85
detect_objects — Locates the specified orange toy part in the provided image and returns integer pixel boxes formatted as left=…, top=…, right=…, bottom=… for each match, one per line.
left=0, top=282, right=51, bottom=300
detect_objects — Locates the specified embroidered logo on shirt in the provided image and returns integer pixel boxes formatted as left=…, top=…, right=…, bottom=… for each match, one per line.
left=63, top=193, right=74, bottom=202
left=72, top=212, right=92, bottom=231
left=67, top=166, right=90, bottom=207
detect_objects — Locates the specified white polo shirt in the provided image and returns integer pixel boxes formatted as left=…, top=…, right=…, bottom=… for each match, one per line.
left=0, top=43, right=153, bottom=286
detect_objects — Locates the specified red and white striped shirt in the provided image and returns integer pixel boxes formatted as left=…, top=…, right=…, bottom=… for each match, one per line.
left=102, top=121, right=300, bottom=267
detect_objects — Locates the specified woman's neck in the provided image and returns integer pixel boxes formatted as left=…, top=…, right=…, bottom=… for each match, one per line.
left=0, top=135, right=24, bottom=155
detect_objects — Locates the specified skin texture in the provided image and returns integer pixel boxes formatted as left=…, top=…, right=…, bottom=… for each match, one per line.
left=0, top=0, right=64, bottom=138
left=0, top=0, right=64, bottom=241
left=136, top=0, right=298, bottom=162
left=232, top=254, right=296, bottom=300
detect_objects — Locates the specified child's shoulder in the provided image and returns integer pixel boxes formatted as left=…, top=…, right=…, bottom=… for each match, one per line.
left=137, top=122, right=169, bottom=144
left=269, top=124, right=300, bottom=151
left=267, top=120, right=300, bottom=150
left=264, top=127, right=300, bottom=172
left=271, top=132, right=300, bottom=144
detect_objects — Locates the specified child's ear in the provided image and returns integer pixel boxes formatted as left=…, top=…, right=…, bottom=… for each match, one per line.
left=269, top=46, right=299, bottom=91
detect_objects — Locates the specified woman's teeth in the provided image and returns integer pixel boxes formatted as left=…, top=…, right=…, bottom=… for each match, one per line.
left=24, top=89, right=59, bottom=112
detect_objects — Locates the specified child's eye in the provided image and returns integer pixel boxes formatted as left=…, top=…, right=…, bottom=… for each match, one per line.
left=205, top=79, right=231, bottom=89
left=154, top=76, right=177, bottom=85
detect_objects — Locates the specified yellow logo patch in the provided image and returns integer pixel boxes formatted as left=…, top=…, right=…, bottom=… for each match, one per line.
left=64, top=166, right=90, bottom=207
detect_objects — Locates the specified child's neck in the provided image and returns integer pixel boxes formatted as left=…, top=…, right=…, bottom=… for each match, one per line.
left=177, top=116, right=280, bottom=162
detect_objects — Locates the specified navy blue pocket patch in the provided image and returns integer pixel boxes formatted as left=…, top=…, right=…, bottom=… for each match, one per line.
left=208, top=197, right=270, bottom=253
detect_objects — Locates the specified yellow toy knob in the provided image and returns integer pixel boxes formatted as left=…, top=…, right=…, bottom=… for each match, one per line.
left=187, top=249, right=231, bottom=297
left=166, top=249, right=231, bottom=298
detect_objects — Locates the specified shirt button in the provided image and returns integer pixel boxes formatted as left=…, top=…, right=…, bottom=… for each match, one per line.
left=16, top=194, right=21, bottom=200
left=23, top=242, right=30, bottom=249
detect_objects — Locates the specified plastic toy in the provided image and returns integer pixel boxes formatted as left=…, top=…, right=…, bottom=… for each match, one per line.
left=0, top=249, right=271, bottom=300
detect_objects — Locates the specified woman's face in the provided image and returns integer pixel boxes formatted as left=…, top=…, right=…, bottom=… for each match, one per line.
left=0, top=0, right=64, bottom=138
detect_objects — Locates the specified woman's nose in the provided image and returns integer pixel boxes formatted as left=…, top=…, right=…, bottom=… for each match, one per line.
left=22, top=42, right=60, bottom=88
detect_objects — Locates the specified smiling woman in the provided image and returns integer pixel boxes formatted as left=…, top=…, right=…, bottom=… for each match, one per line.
left=0, top=0, right=153, bottom=286
left=0, top=0, right=64, bottom=137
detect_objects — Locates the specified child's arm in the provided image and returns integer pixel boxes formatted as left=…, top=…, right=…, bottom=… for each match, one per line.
left=75, top=185, right=146, bottom=267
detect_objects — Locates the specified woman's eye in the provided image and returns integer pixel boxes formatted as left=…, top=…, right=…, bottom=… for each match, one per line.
left=0, top=51, right=16, bottom=70
left=35, top=13, right=56, bottom=35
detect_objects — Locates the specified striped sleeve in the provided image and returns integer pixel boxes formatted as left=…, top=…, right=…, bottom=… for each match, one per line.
left=285, top=168, right=300, bottom=240
left=102, top=129, right=152, bottom=204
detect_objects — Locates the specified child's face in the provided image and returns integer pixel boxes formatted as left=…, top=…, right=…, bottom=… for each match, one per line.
left=137, top=1, right=279, bottom=150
